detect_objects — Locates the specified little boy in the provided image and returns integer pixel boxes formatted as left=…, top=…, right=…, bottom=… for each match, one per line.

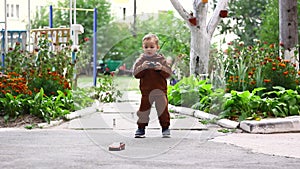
left=133, top=34, right=172, bottom=138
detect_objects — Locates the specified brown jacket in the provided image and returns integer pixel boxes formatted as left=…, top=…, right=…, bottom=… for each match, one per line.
left=133, top=54, right=172, bottom=95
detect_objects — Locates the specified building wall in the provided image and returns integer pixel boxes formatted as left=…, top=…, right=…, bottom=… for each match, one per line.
left=0, top=0, right=59, bottom=30
left=0, top=0, right=193, bottom=30
left=109, top=0, right=192, bottom=21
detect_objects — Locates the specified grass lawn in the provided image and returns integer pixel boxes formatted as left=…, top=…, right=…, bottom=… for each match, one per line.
left=77, top=75, right=139, bottom=91
left=114, top=75, right=140, bottom=91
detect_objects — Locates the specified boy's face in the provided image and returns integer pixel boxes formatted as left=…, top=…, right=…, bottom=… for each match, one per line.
left=142, top=39, right=159, bottom=56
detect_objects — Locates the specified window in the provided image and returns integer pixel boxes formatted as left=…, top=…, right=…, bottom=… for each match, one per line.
left=6, top=4, right=20, bottom=18
left=16, top=5, right=19, bottom=18
left=36, top=6, right=44, bottom=19
left=6, top=4, right=9, bottom=17
left=11, top=4, right=14, bottom=17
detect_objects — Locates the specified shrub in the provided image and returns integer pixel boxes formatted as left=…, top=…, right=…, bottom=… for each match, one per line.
left=215, top=40, right=300, bottom=92
left=0, top=35, right=75, bottom=122
left=167, top=76, right=212, bottom=109
left=93, top=73, right=122, bottom=103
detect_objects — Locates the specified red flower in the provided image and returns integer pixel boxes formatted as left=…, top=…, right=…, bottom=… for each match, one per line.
left=279, top=42, right=284, bottom=47
left=84, top=37, right=89, bottom=42
left=223, top=49, right=228, bottom=54
left=227, top=41, right=233, bottom=45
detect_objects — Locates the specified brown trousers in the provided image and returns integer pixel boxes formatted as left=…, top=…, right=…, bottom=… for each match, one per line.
left=137, top=90, right=170, bottom=129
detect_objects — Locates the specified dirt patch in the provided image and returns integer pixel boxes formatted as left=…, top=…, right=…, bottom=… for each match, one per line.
left=0, top=114, right=44, bottom=128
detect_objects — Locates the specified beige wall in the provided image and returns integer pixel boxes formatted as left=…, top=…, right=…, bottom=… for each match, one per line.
left=0, top=0, right=59, bottom=30
left=0, top=0, right=193, bottom=30
left=109, top=0, right=192, bottom=21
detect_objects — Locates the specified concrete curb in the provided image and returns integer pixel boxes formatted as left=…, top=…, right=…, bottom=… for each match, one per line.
left=240, top=116, right=300, bottom=133
left=36, top=101, right=99, bottom=129
left=37, top=120, right=64, bottom=128
left=169, top=105, right=239, bottom=129
left=169, top=104, right=300, bottom=133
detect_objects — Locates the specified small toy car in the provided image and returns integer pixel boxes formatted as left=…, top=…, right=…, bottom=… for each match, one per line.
left=108, top=142, right=125, bottom=151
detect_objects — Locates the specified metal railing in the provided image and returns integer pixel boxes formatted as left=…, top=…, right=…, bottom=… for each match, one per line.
left=31, top=28, right=71, bottom=50
left=0, top=30, right=27, bottom=51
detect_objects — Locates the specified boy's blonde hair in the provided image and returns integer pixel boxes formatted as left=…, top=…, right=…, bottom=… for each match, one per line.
left=142, top=34, right=159, bottom=46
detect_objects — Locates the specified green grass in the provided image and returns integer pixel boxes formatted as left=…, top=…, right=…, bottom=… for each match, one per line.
left=114, top=76, right=139, bottom=91
left=77, top=75, right=139, bottom=91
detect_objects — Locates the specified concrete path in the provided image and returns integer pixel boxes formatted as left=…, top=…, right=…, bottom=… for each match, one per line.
left=60, top=91, right=300, bottom=160
left=1, top=128, right=300, bottom=169
left=1, top=91, right=300, bottom=168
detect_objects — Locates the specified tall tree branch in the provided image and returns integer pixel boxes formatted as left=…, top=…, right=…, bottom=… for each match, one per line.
left=170, top=0, right=190, bottom=23
left=195, top=1, right=208, bottom=29
left=207, top=0, right=229, bottom=38
left=193, top=0, right=201, bottom=10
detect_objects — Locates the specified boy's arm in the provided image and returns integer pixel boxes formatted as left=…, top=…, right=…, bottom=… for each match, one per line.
left=157, top=59, right=172, bottom=79
left=133, top=58, right=146, bottom=78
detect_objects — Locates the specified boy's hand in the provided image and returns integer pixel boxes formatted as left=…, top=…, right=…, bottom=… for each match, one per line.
left=154, top=62, right=162, bottom=70
left=142, top=61, right=150, bottom=69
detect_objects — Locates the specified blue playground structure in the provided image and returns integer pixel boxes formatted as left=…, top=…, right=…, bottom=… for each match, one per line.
left=0, top=30, right=27, bottom=50
left=0, top=30, right=27, bottom=68
left=1, top=0, right=99, bottom=87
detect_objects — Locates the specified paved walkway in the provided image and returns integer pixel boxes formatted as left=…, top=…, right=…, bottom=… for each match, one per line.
left=1, top=91, right=300, bottom=169
left=61, top=91, right=300, bottom=159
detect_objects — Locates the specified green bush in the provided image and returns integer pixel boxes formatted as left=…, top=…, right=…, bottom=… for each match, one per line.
left=0, top=35, right=75, bottom=123
left=93, top=74, right=122, bottom=103
left=167, top=76, right=212, bottom=109
left=214, top=40, right=300, bottom=92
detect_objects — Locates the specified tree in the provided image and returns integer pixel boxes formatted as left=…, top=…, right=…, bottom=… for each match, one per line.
left=170, top=0, right=229, bottom=76
left=101, top=11, right=190, bottom=69
left=31, top=0, right=112, bottom=43
left=279, top=0, right=298, bottom=61
left=259, top=0, right=280, bottom=44
left=218, top=0, right=268, bottom=46
left=260, top=0, right=300, bottom=45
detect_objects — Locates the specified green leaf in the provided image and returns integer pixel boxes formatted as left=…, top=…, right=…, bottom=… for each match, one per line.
left=4, top=114, right=10, bottom=122
left=289, top=106, right=299, bottom=116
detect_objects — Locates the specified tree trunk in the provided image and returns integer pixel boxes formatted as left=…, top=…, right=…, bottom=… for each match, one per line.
left=279, top=0, right=298, bottom=64
left=190, top=28, right=210, bottom=76
left=170, top=0, right=229, bottom=76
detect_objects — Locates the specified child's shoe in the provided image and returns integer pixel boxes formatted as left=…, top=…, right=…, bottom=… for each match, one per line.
left=135, top=128, right=145, bottom=138
left=162, top=128, right=171, bottom=138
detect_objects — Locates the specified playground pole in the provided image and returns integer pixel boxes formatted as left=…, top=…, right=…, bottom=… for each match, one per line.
left=28, top=0, right=31, bottom=52
left=93, top=8, right=97, bottom=87
left=74, top=0, right=76, bottom=24
left=70, top=0, right=72, bottom=27
left=49, top=5, right=53, bottom=28
left=2, top=0, right=8, bottom=69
